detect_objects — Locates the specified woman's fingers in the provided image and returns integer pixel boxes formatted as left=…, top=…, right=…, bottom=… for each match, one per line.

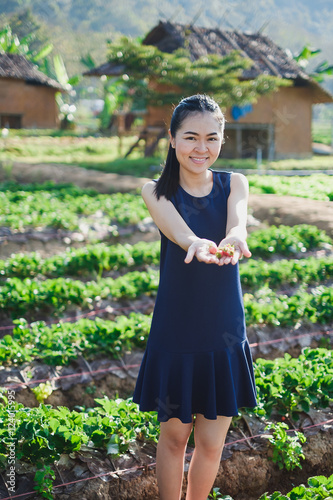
left=240, top=241, right=251, bottom=258
left=185, top=240, right=220, bottom=264
left=230, top=246, right=242, bottom=265
left=184, top=244, right=196, bottom=263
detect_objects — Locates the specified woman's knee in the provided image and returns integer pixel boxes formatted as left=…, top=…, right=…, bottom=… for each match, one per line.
left=193, top=415, right=231, bottom=458
left=159, top=418, right=193, bottom=452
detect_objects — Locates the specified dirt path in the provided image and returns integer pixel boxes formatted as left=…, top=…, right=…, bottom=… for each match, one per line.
left=3, top=162, right=333, bottom=235
left=249, top=193, right=333, bottom=236
left=2, top=162, right=150, bottom=193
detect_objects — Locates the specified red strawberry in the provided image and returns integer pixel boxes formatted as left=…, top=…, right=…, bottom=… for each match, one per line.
left=221, top=243, right=235, bottom=257
left=209, top=245, right=217, bottom=255
left=208, top=243, right=236, bottom=259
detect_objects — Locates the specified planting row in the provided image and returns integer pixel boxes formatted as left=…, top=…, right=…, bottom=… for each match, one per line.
left=0, top=186, right=148, bottom=231
left=0, top=270, right=159, bottom=318
left=212, top=474, right=333, bottom=499
left=2, top=173, right=332, bottom=201
left=1, top=177, right=332, bottom=235
left=0, top=224, right=331, bottom=281
left=1, top=272, right=333, bottom=366
left=1, top=249, right=332, bottom=293
left=1, top=269, right=333, bottom=323
left=1, top=273, right=332, bottom=324
left=247, top=173, right=333, bottom=201
left=0, top=313, right=151, bottom=366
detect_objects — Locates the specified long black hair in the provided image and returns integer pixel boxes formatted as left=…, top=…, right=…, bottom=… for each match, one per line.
left=154, top=94, right=225, bottom=200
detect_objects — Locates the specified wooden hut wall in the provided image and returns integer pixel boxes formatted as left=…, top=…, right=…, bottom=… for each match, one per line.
left=224, top=86, right=312, bottom=159
left=0, top=78, right=59, bottom=129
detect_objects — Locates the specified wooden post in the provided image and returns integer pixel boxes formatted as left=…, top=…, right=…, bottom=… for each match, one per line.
left=236, top=127, right=242, bottom=158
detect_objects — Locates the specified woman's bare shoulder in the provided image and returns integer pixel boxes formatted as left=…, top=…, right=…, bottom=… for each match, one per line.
left=141, top=180, right=157, bottom=200
left=230, top=172, right=249, bottom=191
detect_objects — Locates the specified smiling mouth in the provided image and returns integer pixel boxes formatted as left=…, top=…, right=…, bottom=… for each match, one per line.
left=190, top=157, right=208, bottom=162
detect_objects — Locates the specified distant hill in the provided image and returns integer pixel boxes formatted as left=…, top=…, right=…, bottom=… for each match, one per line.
left=1, top=0, right=332, bottom=82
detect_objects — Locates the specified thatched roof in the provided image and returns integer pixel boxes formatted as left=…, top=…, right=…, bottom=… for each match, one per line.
left=0, top=53, right=63, bottom=90
left=144, top=21, right=309, bottom=80
left=84, top=21, right=332, bottom=103
left=143, top=21, right=332, bottom=104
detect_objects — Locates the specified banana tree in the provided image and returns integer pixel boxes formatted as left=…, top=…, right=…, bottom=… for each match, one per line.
left=81, top=52, right=130, bottom=130
left=294, top=45, right=333, bottom=83
left=0, top=24, right=53, bottom=67
left=53, top=54, right=81, bottom=129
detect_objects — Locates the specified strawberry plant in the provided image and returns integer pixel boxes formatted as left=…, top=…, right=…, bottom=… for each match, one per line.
left=258, top=474, right=333, bottom=499
left=252, top=348, right=333, bottom=420
left=264, top=422, right=306, bottom=471
left=0, top=185, right=149, bottom=231
left=0, top=394, right=160, bottom=494
left=34, top=465, right=56, bottom=500
left=0, top=241, right=160, bottom=279
left=240, top=256, right=333, bottom=289
left=31, top=381, right=54, bottom=403
left=0, top=285, right=332, bottom=366
left=248, top=173, right=333, bottom=201
left=247, top=224, right=332, bottom=257
left=208, top=488, right=233, bottom=499
left=0, top=270, right=159, bottom=318
left=0, top=313, right=152, bottom=366
left=243, top=285, right=333, bottom=327
left=209, top=474, right=333, bottom=499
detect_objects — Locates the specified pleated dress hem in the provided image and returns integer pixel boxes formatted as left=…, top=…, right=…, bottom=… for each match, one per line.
left=132, top=339, right=257, bottom=424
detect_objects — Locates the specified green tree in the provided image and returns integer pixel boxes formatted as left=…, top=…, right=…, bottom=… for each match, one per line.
left=105, top=36, right=284, bottom=111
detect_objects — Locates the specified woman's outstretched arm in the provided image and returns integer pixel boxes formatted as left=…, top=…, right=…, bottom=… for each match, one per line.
left=218, top=172, right=252, bottom=265
left=142, top=181, right=220, bottom=264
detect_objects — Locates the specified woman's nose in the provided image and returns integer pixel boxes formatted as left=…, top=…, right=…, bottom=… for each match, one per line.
left=194, top=141, right=208, bottom=152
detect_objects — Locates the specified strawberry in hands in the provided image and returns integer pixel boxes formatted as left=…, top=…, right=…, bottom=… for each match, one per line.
left=209, top=243, right=235, bottom=259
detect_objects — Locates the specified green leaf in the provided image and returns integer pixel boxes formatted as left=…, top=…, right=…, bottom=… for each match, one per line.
left=106, top=434, right=119, bottom=456
left=307, top=475, right=327, bottom=488
left=53, top=54, right=69, bottom=87
left=32, top=44, right=54, bottom=62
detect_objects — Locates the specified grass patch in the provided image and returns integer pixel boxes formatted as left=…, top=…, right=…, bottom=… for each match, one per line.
left=312, top=121, right=333, bottom=146
left=264, top=156, right=333, bottom=171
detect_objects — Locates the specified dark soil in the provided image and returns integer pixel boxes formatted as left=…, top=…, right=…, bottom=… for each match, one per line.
left=2, top=418, right=332, bottom=500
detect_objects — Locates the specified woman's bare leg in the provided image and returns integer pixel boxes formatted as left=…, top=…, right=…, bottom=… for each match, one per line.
left=156, top=417, right=194, bottom=500
left=185, top=414, right=232, bottom=500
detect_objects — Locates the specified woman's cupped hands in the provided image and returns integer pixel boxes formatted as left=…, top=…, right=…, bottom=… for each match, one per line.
left=184, top=237, right=251, bottom=265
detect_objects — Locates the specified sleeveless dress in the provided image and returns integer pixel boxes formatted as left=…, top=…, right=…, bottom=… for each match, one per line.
left=132, top=170, right=257, bottom=423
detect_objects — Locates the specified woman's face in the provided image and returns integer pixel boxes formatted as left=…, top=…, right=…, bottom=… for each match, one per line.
left=170, top=111, right=223, bottom=175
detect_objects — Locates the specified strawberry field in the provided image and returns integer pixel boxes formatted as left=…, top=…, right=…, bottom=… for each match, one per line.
left=0, top=175, right=332, bottom=500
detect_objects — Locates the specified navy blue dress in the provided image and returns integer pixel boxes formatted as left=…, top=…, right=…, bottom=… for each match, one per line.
left=132, top=170, right=257, bottom=423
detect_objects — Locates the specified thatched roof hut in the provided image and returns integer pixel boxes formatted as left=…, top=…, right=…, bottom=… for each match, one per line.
left=0, top=53, right=63, bottom=129
left=85, top=21, right=333, bottom=159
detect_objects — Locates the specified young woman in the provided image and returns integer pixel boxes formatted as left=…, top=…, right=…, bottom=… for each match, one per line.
left=133, top=94, right=257, bottom=500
